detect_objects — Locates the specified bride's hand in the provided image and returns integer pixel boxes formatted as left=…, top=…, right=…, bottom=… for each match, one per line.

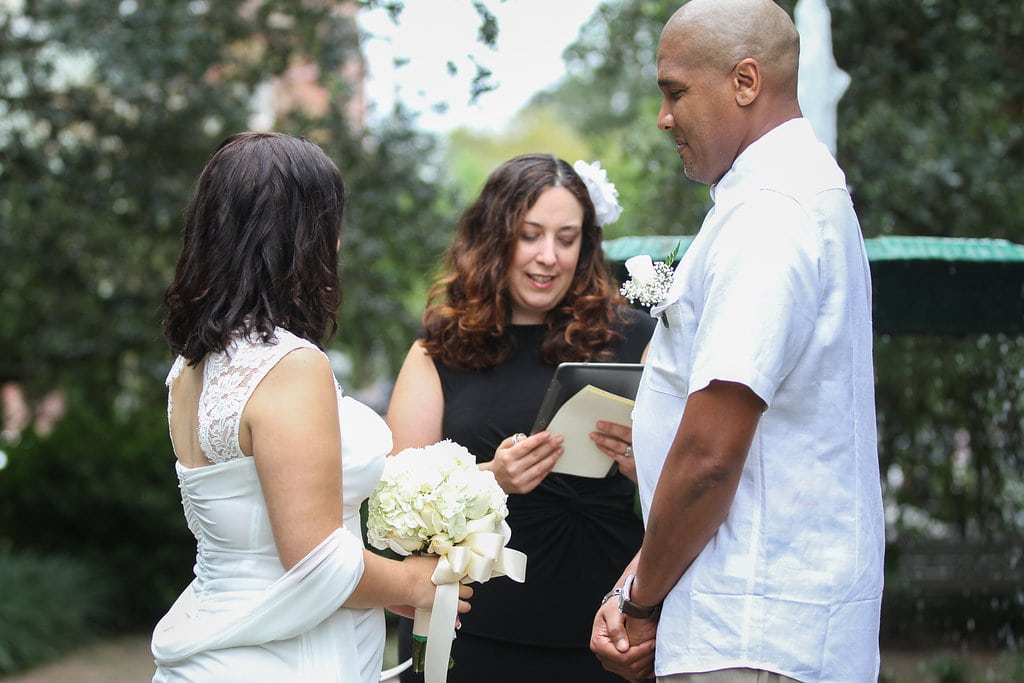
left=388, top=555, right=474, bottom=619
left=481, top=431, right=563, bottom=494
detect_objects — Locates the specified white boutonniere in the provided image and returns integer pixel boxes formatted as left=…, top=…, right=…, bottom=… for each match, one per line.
left=620, top=242, right=682, bottom=327
left=573, top=160, right=623, bottom=227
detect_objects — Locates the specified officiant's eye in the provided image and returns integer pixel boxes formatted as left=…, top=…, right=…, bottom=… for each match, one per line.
left=555, top=226, right=581, bottom=246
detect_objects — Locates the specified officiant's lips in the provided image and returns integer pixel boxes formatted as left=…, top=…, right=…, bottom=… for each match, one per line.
left=527, top=273, right=558, bottom=288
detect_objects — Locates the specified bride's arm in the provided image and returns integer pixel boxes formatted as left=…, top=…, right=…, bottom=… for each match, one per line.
left=245, top=347, right=346, bottom=570
left=245, top=346, right=469, bottom=614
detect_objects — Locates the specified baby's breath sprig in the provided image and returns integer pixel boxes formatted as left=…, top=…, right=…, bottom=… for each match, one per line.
left=620, top=259, right=675, bottom=308
left=620, top=241, right=681, bottom=326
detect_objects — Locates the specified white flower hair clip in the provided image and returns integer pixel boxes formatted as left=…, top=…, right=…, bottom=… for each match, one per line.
left=573, top=160, right=623, bottom=227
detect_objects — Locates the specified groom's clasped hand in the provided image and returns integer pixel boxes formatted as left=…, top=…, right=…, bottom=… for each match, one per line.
left=590, top=600, right=657, bottom=682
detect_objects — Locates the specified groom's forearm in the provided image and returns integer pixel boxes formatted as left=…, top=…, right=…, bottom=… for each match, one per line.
left=632, top=380, right=762, bottom=608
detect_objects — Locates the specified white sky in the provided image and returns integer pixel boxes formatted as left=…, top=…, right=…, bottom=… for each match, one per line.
left=358, top=0, right=603, bottom=133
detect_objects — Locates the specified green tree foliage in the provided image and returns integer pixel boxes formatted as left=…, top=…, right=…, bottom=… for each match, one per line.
left=829, top=0, right=1024, bottom=240
left=815, top=1, right=1024, bottom=550
left=0, top=0, right=459, bottom=403
left=0, top=0, right=488, bottom=642
left=875, top=333, right=1024, bottom=542
left=0, top=549, right=106, bottom=674
left=444, top=104, right=594, bottom=203
left=0, top=404, right=188, bottom=632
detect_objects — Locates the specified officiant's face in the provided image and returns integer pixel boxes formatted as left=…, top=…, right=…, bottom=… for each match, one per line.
left=506, top=186, right=583, bottom=325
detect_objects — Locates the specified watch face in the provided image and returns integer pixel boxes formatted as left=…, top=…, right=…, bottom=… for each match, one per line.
left=623, top=574, right=636, bottom=601
left=618, top=574, right=633, bottom=612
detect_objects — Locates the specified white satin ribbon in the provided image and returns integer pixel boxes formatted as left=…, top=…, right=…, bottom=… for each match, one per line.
left=418, top=517, right=527, bottom=683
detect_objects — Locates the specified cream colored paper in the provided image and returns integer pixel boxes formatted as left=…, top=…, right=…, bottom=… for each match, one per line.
left=547, top=384, right=634, bottom=478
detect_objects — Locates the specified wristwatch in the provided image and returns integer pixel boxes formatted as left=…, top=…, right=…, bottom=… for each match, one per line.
left=618, top=574, right=662, bottom=619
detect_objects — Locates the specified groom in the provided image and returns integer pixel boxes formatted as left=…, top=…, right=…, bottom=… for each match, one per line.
left=590, top=1, right=885, bottom=682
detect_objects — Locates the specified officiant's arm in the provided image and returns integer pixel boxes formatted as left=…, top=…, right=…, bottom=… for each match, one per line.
left=387, top=340, right=564, bottom=494
left=387, top=341, right=444, bottom=452
left=627, top=380, right=762, bottom=635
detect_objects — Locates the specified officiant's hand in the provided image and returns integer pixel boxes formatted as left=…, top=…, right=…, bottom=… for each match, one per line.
left=590, top=599, right=655, bottom=682
left=591, top=420, right=637, bottom=483
left=481, top=431, right=563, bottom=494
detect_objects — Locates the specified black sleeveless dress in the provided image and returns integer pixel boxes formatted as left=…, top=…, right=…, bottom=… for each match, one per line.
left=400, top=306, right=656, bottom=683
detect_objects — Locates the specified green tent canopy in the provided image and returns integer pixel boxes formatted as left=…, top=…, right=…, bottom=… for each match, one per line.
left=603, top=235, right=1024, bottom=336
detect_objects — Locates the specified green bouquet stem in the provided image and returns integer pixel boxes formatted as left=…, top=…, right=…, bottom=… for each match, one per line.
left=411, top=608, right=454, bottom=674
left=411, top=633, right=428, bottom=673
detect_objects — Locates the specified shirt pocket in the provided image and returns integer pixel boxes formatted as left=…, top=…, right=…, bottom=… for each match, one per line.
left=643, top=298, right=695, bottom=399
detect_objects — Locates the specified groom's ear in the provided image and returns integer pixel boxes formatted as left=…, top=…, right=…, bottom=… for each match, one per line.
left=732, top=58, right=761, bottom=107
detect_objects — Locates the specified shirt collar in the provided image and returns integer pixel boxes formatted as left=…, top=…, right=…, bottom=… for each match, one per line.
left=710, top=117, right=815, bottom=202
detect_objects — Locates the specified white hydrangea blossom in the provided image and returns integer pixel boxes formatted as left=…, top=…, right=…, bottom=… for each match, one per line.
left=366, top=440, right=508, bottom=557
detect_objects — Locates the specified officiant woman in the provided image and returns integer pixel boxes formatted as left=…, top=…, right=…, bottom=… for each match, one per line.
left=386, top=153, right=656, bottom=683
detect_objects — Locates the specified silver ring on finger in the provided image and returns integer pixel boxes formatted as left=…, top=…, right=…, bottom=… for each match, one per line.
left=512, top=432, right=526, bottom=446
left=623, top=445, right=633, bottom=458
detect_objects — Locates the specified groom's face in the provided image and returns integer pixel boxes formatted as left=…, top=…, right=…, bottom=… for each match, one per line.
left=656, top=31, right=742, bottom=185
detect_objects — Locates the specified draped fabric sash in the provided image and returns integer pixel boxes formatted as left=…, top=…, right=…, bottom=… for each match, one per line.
left=416, top=516, right=527, bottom=683
left=152, top=527, right=365, bottom=666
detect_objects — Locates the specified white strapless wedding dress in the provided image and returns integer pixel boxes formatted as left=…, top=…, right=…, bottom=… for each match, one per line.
left=152, top=329, right=391, bottom=683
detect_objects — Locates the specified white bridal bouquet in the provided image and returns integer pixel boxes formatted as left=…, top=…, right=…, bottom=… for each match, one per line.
left=367, top=440, right=527, bottom=683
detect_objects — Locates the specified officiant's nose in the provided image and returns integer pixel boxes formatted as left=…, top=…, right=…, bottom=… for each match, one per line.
left=535, top=236, right=557, bottom=265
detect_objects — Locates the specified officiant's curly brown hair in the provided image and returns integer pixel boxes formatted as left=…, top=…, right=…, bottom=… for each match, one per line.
left=421, top=153, right=625, bottom=372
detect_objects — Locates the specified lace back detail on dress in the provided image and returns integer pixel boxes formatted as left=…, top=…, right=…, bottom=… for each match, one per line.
left=166, top=330, right=320, bottom=464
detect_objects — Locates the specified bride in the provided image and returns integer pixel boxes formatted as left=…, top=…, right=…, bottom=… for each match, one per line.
left=152, top=131, right=472, bottom=682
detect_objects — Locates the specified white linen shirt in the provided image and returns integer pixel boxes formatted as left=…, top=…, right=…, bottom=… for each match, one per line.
left=633, top=118, right=885, bottom=683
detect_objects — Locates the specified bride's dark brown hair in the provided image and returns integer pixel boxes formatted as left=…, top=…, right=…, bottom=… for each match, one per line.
left=163, top=132, right=344, bottom=363
left=422, top=153, right=623, bottom=371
